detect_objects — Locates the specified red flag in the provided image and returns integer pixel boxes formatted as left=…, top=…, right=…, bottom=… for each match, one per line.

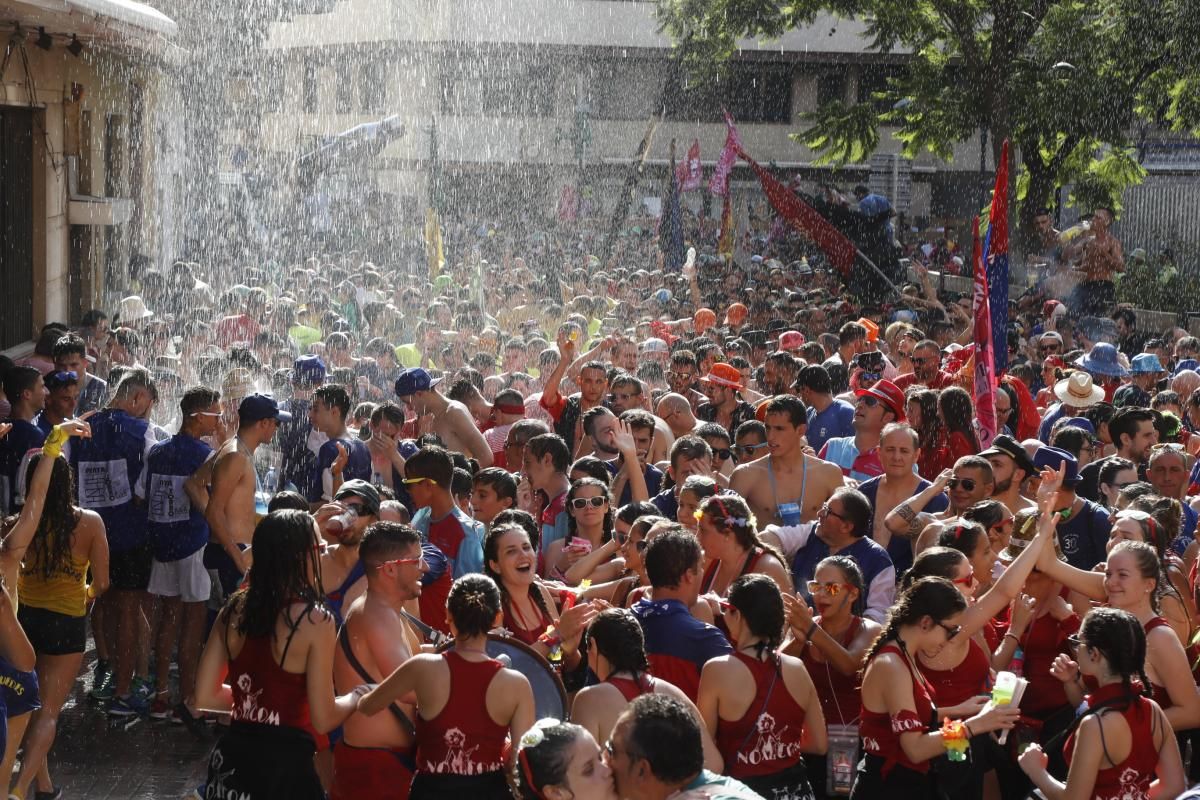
left=972, top=215, right=998, bottom=449
left=738, top=148, right=857, bottom=276
left=676, top=139, right=702, bottom=192
left=717, top=194, right=734, bottom=261
left=709, top=112, right=742, bottom=197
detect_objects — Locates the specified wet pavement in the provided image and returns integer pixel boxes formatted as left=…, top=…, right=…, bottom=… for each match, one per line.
left=24, top=651, right=211, bottom=800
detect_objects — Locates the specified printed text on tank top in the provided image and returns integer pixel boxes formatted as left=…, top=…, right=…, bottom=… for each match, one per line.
left=716, top=651, right=807, bottom=778
left=416, top=650, right=507, bottom=776
left=769, top=455, right=806, bottom=526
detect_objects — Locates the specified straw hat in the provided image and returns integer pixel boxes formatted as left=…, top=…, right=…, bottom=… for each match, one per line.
left=1053, top=372, right=1105, bottom=408
left=119, top=295, right=154, bottom=322
left=998, top=511, right=1066, bottom=563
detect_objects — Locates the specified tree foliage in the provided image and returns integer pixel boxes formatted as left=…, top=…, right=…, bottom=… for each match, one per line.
left=656, top=0, right=1200, bottom=225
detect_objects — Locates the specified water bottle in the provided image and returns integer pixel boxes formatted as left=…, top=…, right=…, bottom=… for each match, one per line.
left=1010, top=645, right=1025, bottom=678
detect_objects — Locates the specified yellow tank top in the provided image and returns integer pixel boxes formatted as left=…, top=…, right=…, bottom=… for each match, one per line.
left=19, top=551, right=90, bottom=618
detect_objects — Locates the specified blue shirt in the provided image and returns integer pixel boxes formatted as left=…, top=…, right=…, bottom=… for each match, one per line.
left=0, top=420, right=46, bottom=515
left=857, top=475, right=948, bottom=576
left=1038, top=402, right=1080, bottom=443
left=605, top=460, right=664, bottom=507
left=1057, top=499, right=1112, bottom=571
left=137, top=433, right=212, bottom=562
left=309, top=435, right=371, bottom=503
left=806, top=399, right=855, bottom=453
left=651, top=487, right=679, bottom=520
left=631, top=598, right=732, bottom=701
left=70, top=409, right=154, bottom=552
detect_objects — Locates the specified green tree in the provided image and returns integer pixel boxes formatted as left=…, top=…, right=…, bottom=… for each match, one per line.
left=656, top=0, right=1200, bottom=243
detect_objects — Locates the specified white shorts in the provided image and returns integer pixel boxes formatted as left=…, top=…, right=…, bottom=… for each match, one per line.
left=147, top=549, right=212, bottom=603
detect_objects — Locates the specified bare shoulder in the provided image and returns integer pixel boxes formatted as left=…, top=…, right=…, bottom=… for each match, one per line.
left=809, top=455, right=844, bottom=482
left=76, top=508, right=105, bottom=532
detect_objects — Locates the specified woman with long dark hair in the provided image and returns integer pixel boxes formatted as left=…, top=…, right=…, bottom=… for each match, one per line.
left=851, top=577, right=1020, bottom=797
left=361, top=574, right=536, bottom=799
left=572, top=608, right=721, bottom=770
left=907, top=389, right=950, bottom=480
left=938, top=387, right=979, bottom=460
left=196, top=510, right=368, bottom=798
left=699, top=574, right=826, bottom=799
left=483, top=522, right=597, bottom=667
left=7, top=422, right=103, bottom=800
left=545, top=478, right=614, bottom=583
left=1020, top=607, right=1185, bottom=798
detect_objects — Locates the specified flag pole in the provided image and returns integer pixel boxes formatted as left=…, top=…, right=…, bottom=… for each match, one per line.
left=851, top=248, right=903, bottom=298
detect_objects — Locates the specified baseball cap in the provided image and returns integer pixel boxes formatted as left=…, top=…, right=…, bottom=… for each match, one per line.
left=640, top=337, right=669, bottom=354
left=334, top=479, right=381, bottom=516
left=293, top=355, right=327, bottom=387
left=238, top=393, right=292, bottom=424
left=855, top=379, right=905, bottom=421
left=702, top=363, right=745, bottom=390
left=395, top=367, right=442, bottom=398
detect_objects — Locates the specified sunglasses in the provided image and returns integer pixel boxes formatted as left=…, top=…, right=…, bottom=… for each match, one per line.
left=1040, top=344, right=1061, bottom=353
left=375, top=555, right=426, bottom=570
left=189, top=411, right=222, bottom=418
left=571, top=496, right=607, bottom=510
left=938, top=622, right=962, bottom=639
left=952, top=569, right=976, bottom=587
left=712, top=448, right=732, bottom=461
left=946, top=478, right=977, bottom=492
left=990, top=517, right=1015, bottom=533
left=858, top=395, right=881, bottom=408
left=738, top=442, right=769, bottom=457
left=806, top=580, right=850, bottom=597
left=1066, top=634, right=1086, bottom=654
left=402, top=476, right=433, bottom=485
left=45, top=370, right=78, bottom=387
left=820, top=503, right=851, bottom=522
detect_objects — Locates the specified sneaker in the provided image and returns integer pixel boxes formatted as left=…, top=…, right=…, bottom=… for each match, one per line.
left=88, top=668, right=114, bottom=703
left=34, top=788, right=63, bottom=800
left=132, top=675, right=155, bottom=702
left=172, top=703, right=209, bottom=739
left=107, top=693, right=148, bottom=717
left=149, top=694, right=172, bottom=720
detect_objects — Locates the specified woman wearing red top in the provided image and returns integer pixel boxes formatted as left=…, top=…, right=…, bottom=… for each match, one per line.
left=852, top=576, right=1019, bottom=798
left=699, top=574, right=825, bottom=799
left=694, top=494, right=793, bottom=597
left=360, top=574, right=536, bottom=799
left=572, top=608, right=721, bottom=770
left=1035, top=539, right=1200, bottom=734
left=907, top=389, right=951, bottom=480
left=196, top=510, right=368, bottom=799
left=483, top=522, right=597, bottom=668
left=938, top=387, right=979, bottom=460
left=1020, top=607, right=1185, bottom=799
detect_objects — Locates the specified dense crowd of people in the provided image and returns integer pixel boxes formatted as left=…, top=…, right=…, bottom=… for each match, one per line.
left=2, top=195, right=1200, bottom=800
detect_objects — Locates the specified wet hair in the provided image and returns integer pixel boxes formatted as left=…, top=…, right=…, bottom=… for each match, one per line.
left=451, top=467, right=474, bottom=499
left=515, top=721, right=586, bottom=800
left=313, top=383, right=351, bottom=420
left=1098, top=457, right=1136, bottom=492
left=669, top=435, right=712, bottom=470
left=1051, top=426, right=1091, bottom=461
left=3, top=366, right=43, bottom=403
left=1108, top=540, right=1164, bottom=613
left=566, top=477, right=614, bottom=543
left=936, top=521, right=989, bottom=563
left=569, top=456, right=612, bottom=485
left=694, top=422, right=731, bottom=445
left=527, top=433, right=571, bottom=473
left=1108, top=408, right=1156, bottom=452
left=815, top=555, right=866, bottom=615
left=616, top=501, right=659, bottom=527
left=903, top=546, right=970, bottom=589
left=939, top=387, right=979, bottom=451
left=1116, top=481, right=1156, bottom=508
left=962, top=500, right=1009, bottom=531
left=588, top=608, right=650, bottom=675
left=447, top=574, right=502, bottom=638
left=473, top=467, right=518, bottom=505
left=727, top=574, right=786, bottom=653
left=829, top=487, right=872, bottom=537
left=623, top=694, right=705, bottom=784
left=864, top=576, right=967, bottom=667
left=695, top=493, right=786, bottom=565
left=229, top=510, right=324, bottom=638
left=21, top=455, right=81, bottom=582
left=678, top=475, right=719, bottom=502
left=764, top=394, right=809, bottom=428
left=1077, top=607, right=1152, bottom=701
left=507, top=419, right=551, bottom=447
left=51, top=333, right=87, bottom=360
left=483, top=522, right=553, bottom=625
left=644, top=530, right=703, bottom=589
left=908, top=388, right=943, bottom=452
left=180, top=386, right=221, bottom=417
left=404, top=445, right=454, bottom=489
left=360, top=521, right=422, bottom=568
left=267, top=490, right=310, bottom=513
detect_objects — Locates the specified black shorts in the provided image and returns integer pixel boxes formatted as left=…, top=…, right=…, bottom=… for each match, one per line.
left=110, top=542, right=153, bottom=592
left=18, top=604, right=86, bottom=655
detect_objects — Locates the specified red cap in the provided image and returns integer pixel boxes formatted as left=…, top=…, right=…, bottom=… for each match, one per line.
left=778, top=331, right=805, bottom=351
left=855, top=379, right=906, bottom=421
left=724, top=303, right=748, bottom=326
left=702, top=362, right=745, bottom=390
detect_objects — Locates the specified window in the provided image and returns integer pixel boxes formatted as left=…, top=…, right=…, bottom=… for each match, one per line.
left=857, top=65, right=904, bottom=113
left=816, top=72, right=845, bottom=108
left=335, top=63, right=353, bottom=114
left=664, top=62, right=793, bottom=124
left=440, top=57, right=555, bottom=117
left=303, top=62, right=318, bottom=112
left=360, top=61, right=385, bottom=113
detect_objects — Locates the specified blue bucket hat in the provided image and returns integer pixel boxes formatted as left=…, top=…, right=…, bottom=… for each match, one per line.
left=1074, top=342, right=1129, bottom=378
left=1130, top=353, right=1166, bottom=375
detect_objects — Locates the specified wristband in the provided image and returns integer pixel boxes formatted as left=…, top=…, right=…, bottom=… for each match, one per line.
left=804, top=621, right=819, bottom=642
left=940, top=718, right=970, bottom=761
left=41, top=425, right=67, bottom=459
left=1004, top=633, right=1021, bottom=646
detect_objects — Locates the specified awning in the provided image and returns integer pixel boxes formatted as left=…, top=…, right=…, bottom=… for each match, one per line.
left=64, top=0, right=176, bottom=36
left=5, top=0, right=177, bottom=40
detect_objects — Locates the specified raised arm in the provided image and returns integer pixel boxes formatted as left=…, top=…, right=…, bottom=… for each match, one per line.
left=885, top=470, right=952, bottom=536
left=539, top=331, right=576, bottom=410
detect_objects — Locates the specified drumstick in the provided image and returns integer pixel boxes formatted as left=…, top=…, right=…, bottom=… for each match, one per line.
left=400, top=609, right=449, bottom=647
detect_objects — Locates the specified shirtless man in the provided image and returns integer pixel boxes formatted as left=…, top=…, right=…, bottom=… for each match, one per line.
left=204, top=393, right=290, bottom=588
left=316, top=479, right=380, bottom=625
left=394, top=368, right=493, bottom=467
left=887, top=456, right=994, bottom=554
left=979, top=434, right=1038, bottom=515
left=1068, top=206, right=1124, bottom=317
left=330, top=521, right=426, bottom=800
left=730, top=395, right=843, bottom=532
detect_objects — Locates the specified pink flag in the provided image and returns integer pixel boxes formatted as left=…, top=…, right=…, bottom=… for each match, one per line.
left=708, top=112, right=742, bottom=197
left=972, top=215, right=998, bottom=449
left=676, top=139, right=702, bottom=192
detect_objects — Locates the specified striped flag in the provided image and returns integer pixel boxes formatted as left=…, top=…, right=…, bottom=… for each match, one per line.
left=972, top=215, right=998, bottom=449
left=984, top=140, right=1011, bottom=373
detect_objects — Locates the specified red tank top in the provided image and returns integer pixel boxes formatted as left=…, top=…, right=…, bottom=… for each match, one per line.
left=502, top=585, right=571, bottom=646
left=1019, top=610, right=1080, bottom=716
left=228, top=633, right=312, bottom=732
left=700, top=549, right=764, bottom=596
left=799, top=616, right=862, bottom=726
left=859, top=643, right=935, bottom=775
left=416, top=652, right=508, bottom=775
left=1064, top=683, right=1159, bottom=800
left=1142, top=616, right=1174, bottom=710
left=714, top=652, right=808, bottom=779
left=920, top=637, right=990, bottom=708
left=607, top=672, right=656, bottom=703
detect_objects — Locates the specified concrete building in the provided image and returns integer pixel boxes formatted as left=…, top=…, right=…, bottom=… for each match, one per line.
left=249, top=0, right=998, bottom=241
left=0, top=0, right=178, bottom=353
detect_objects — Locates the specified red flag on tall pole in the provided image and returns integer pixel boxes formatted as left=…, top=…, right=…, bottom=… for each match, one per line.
left=972, top=215, right=999, bottom=449
left=709, top=112, right=741, bottom=198
left=677, top=139, right=702, bottom=192
left=737, top=148, right=857, bottom=276
left=717, top=194, right=734, bottom=260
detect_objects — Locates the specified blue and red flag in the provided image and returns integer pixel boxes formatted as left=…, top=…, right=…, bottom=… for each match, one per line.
left=972, top=216, right=998, bottom=450
left=983, top=140, right=1011, bottom=374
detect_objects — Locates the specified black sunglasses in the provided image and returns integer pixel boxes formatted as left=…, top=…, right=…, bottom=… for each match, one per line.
left=712, top=448, right=732, bottom=461
left=570, top=496, right=607, bottom=510
left=946, top=478, right=977, bottom=492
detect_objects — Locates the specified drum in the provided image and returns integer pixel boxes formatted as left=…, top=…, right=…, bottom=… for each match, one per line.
left=439, top=633, right=568, bottom=720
